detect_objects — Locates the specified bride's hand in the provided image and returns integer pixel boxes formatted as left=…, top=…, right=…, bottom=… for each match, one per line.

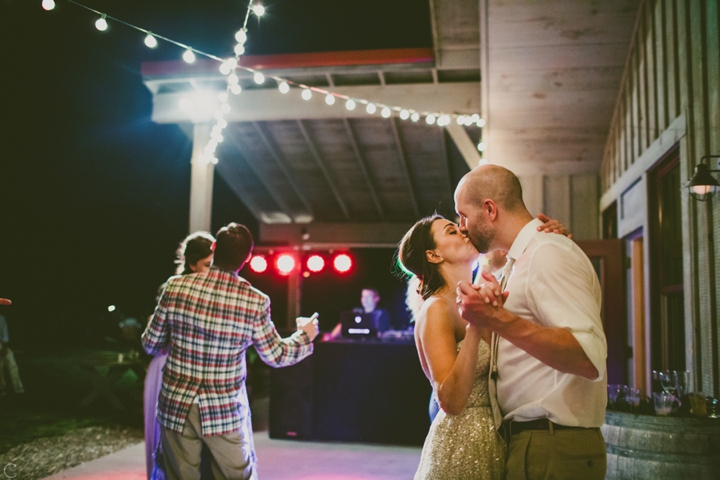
left=537, top=213, right=572, bottom=239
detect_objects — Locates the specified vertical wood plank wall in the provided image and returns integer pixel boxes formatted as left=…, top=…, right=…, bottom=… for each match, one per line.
left=519, top=174, right=599, bottom=241
left=599, top=0, right=720, bottom=395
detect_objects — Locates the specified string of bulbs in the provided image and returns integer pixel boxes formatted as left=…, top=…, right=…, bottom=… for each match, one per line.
left=41, top=0, right=486, bottom=165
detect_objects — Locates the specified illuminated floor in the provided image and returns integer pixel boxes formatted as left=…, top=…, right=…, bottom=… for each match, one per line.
left=43, top=431, right=422, bottom=480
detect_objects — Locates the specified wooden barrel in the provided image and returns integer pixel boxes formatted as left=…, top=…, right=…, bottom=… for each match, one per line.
left=602, top=411, right=720, bottom=479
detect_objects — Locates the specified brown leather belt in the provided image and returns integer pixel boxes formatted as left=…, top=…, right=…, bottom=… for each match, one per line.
left=507, top=418, right=587, bottom=435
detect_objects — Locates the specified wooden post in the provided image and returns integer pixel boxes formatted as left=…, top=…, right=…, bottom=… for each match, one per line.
left=189, top=124, right=214, bottom=233
left=286, top=266, right=302, bottom=330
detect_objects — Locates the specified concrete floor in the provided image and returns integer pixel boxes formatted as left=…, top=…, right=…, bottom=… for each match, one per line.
left=42, top=431, right=422, bottom=480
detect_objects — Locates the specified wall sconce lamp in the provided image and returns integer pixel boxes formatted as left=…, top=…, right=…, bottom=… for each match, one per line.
left=687, top=155, right=720, bottom=201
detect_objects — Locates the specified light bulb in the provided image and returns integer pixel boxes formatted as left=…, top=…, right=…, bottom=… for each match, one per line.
left=235, top=29, right=247, bottom=45
left=346, top=99, right=356, bottom=110
left=301, top=89, right=312, bottom=101
left=219, top=63, right=231, bottom=75
left=426, top=114, right=436, bottom=125
left=381, top=107, right=391, bottom=118
left=439, top=115, right=451, bottom=126
left=692, top=184, right=713, bottom=195
left=252, top=4, right=265, bottom=16
left=366, top=103, right=377, bottom=114
left=278, top=81, right=290, bottom=94
left=230, top=84, right=242, bottom=95
left=399, top=109, right=410, bottom=120
left=234, top=44, right=245, bottom=56
left=183, top=49, right=196, bottom=64
left=410, top=112, right=420, bottom=122
left=95, top=14, right=108, bottom=31
left=477, top=142, right=486, bottom=152
left=42, top=0, right=55, bottom=11
left=144, top=33, right=158, bottom=48
left=220, top=103, right=231, bottom=113
left=253, top=72, right=265, bottom=84
left=325, top=94, right=335, bottom=105
left=218, top=120, right=228, bottom=130
left=218, top=92, right=228, bottom=103
left=470, top=114, right=480, bottom=123
left=226, top=58, right=238, bottom=69
left=211, top=157, right=218, bottom=165
left=477, top=118, right=486, bottom=127
left=206, top=140, right=218, bottom=153
left=214, top=110, right=224, bottom=120
left=227, top=74, right=239, bottom=85
left=456, top=115, right=466, bottom=125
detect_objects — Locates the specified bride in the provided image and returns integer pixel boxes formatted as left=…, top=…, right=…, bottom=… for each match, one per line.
left=397, top=213, right=566, bottom=479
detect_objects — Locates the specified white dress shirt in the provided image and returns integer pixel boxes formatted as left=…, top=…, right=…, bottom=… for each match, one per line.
left=497, top=218, right=608, bottom=427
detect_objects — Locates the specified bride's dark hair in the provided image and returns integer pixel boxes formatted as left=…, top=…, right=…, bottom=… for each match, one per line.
left=396, top=214, right=446, bottom=301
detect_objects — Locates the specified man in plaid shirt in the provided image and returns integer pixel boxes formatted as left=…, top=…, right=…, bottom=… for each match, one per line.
left=142, top=223, right=319, bottom=480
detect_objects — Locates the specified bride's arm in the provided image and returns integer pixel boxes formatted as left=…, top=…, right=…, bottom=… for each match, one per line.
left=418, top=298, right=482, bottom=415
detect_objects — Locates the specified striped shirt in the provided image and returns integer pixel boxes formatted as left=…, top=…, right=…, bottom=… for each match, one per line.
left=142, top=266, right=313, bottom=436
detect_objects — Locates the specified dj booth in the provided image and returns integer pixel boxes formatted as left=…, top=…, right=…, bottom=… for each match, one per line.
left=269, top=337, right=432, bottom=446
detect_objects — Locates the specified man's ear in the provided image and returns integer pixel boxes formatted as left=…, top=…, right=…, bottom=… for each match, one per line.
left=426, top=250, right=444, bottom=264
left=484, top=199, right=498, bottom=221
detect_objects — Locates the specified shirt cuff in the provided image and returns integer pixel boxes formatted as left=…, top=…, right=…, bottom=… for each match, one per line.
left=571, top=330, right=606, bottom=382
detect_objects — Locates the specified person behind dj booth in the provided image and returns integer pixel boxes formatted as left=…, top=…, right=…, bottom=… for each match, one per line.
left=323, top=287, right=391, bottom=341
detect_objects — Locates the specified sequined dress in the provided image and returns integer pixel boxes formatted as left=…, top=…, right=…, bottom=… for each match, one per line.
left=414, top=339, right=506, bottom=479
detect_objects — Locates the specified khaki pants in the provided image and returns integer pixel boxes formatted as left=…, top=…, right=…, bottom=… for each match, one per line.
left=0, top=349, right=24, bottom=394
left=506, top=427, right=606, bottom=480
left=161, top=404, right=255, bottom=480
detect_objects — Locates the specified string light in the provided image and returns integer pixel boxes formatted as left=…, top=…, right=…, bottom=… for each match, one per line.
left=252, top=4, right=265, bottom=16
left=95, top=13, right=108, bottom=31
left=144, top=33, right=158, bottom=48
left=45, top=0, right=486, bottom=166
left=182, top=49, right=196, bottom=64
left=235, top=29, right=248, bottom=45
left=477, top=142, right=486, bottom=152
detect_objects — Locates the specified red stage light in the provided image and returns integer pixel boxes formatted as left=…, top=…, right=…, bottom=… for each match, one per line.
left=276, top=254, right=296, bottom=274
left=333, top=253, right=352, bottom=273
left=249, top=255, right=268, bottom=273
left=306, top=255, right=325, bottom=272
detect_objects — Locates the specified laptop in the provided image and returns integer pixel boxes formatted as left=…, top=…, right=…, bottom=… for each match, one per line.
left=340, top=309, right=378, bottom=339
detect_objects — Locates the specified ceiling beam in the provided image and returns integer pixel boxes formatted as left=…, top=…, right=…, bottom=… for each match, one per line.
left=296, top=120, right=351, bottom=220
left=342, top=119, right=385, bottom=220
left=251, top=121, right=315, bottom=215
left=150, top=82, right=480, bottom=124
left=259, top=222, right=415, bottom=248
left=225, top=127, right=297, bottom=220
left=389, top=118, right=420, bottom=218
left=445, top=123, right=482, bottom=170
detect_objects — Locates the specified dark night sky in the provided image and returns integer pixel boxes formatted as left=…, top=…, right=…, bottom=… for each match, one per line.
left=0, top=0, right=432, bottom=349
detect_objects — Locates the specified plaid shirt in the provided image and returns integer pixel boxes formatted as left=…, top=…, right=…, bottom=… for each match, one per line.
left=142, top=266, right=313, bottom=436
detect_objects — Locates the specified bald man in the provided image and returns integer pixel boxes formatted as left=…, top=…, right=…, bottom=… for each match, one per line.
left=454, top=165, right=607, bottom=480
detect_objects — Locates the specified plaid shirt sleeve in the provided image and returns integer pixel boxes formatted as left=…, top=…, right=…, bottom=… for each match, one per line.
left=142, top=284, right=171, bottom=356
left=252, top=297, right=314, bottom=367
